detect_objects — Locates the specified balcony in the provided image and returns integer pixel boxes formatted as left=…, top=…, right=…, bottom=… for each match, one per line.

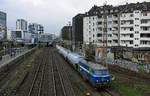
left=120, top=17, right=134, bottom=20
left=120, top=37, right=134, bottom=40
left=140, top=37, right=150, bottom=41
left=120, top=31, right=134, bottom=34
left=140, top=23, right=150, bottom=27
left=140, top=44, right=150, bottom=47
left=112, top=30, right=119, bottom=34
left=112, top=17, right=118, bottom=20
left=140, top=30, right=150, bottom=33
left=120, top=24, right=134, bottom=27
left=112, top=23, right=119, bottom=27
left=120, top=43, right=133, bottom=47
left=141, top=16, right=150, bottom=20
left=112, top=35, right=118, bottom=40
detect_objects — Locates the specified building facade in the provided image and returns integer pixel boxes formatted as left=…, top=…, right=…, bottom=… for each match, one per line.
left=28, top=23, right=44, bottom=34
left=61, top=26, right=72, bottom=41
left=0, top=11, right=7, bottom=40
left=28, top=23, right=44, bottom=44
left=39, top=33, right=55, bottom=43
left=16, top=19, right=27, bottom=31
left=72, top=14, right=84, bottom=49
left=83, top=2, right=150, bottom=48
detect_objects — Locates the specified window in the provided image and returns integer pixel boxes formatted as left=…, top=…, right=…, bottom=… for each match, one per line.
left=97, top=33, right=102, bottom=37
left=108, top=34, right=112, bottom=37
left=143, top=13, right=147, bottom=16
left=135, top=31, right=139, bottom=34
left=130, top=34, right=134, bottom=38
left=141, top=20, right=148, bottom=24
left=108, top=21, right=112, bottom=24
left=142, top=27, right=148, bottom=31
left=93, top=28, right=95, bottom=31
left=135, top=18, right=139, bottom=20
left=130, top=28, right=134, bottom=31
left=108, top=40, right=112, bottom=43
left=98, top=16, right=102, bottom=19
left=135, top=11, right=139, bottom=14
left=108, top=28, right=112, bottom=31
left=93, top=17, right=95, bottom=20
left=130, top=41, right=133, bottom=44
left=130, top=21, right=134, bottom=24
left=135, top=25, right=139, bottom=27
left=98, top=27, right=102, bottom=31
left=108, top=15, right=112, bottom=18
left=114, top=14, right=118, bottom=17
left=98, top=22, right=102, bottom=25
left=130, top=14, right=134, bottom=17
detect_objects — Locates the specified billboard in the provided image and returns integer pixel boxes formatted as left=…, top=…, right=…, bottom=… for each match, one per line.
left=95, top=48, right=114, bottom=63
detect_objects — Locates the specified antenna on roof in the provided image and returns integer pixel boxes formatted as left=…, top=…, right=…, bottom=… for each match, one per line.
left=103, top=1, right=107, bottom=5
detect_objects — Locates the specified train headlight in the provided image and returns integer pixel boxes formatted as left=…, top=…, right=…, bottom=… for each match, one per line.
left=96, top=80, right=99, bottom=82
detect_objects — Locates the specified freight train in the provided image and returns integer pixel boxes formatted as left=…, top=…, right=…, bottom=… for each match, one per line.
left=56, top=45, right=111, bottom=87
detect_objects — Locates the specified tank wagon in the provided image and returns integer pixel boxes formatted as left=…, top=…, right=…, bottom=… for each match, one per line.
left=56, top=45, right=111, bottom=87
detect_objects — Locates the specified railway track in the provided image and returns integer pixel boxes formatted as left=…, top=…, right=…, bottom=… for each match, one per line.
left=0, top=56, right=25, bottom=95
left=52, top=50, right=67, bottom=96
left=99, top=89, right=114, bottom=96
left=54, top=51, right=76, bottom=96
left=27, top=50, right=47, bottom=96
left=54, top=48, right=115, bottom=96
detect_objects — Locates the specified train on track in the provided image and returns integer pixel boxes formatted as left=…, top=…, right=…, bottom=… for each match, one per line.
left=56, top=45, right=111, bottom=88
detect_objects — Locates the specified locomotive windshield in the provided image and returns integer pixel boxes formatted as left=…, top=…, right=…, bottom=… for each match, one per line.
left=93, top=69, right=109, bottom=75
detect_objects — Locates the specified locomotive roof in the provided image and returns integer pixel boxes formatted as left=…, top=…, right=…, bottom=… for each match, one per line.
left=80, top=60, right=107, bottom=70
left=69, top=52, right=84, bottom=57
left=88, top=62, right=107, bottom=70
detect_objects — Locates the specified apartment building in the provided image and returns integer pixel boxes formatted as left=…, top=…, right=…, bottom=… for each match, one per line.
left=83, top=5, right=120, bottom=47
left=120, top=8, right=150, bottom=48
left=83, top=2, right=150, bottom=48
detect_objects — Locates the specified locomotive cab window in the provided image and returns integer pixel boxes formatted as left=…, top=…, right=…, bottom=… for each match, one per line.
left=93, top=69, right=109, bottom=75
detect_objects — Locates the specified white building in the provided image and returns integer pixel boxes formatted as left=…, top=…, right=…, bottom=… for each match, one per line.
left=120, top=10, right=150, bottom=48
left=7, top=29, right=15, bottom=41
left=16, top=19, right=27, bottom=31
left=28, top=23, right=44, bottom=44
left=83, top=14, right=120, bottom=47
left=83, top=2, right=150, bottom=48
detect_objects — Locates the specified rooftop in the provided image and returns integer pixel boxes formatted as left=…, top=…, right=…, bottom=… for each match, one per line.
left=84, top=1, right=150, bottom=16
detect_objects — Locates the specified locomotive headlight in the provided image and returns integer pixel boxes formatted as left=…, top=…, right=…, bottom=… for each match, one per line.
left=96, top=80, right=99, bottom=82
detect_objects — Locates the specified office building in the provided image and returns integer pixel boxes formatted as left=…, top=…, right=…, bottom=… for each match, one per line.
left=0, top=11, right=7, bottom=40
left=16, top=19, right=27, bottom=31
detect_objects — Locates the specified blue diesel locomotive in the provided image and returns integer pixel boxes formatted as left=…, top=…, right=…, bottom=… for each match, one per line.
left=56, top=45, right=111, bottom=87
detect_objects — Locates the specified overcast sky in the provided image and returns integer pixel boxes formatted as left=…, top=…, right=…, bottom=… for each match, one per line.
left=0, top=0, right=148, bottom=35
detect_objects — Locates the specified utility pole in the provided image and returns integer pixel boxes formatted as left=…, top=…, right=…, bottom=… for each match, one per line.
left=102, top=3, right=108, bottom=68
left=68, top=21, right=72, bottom=50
